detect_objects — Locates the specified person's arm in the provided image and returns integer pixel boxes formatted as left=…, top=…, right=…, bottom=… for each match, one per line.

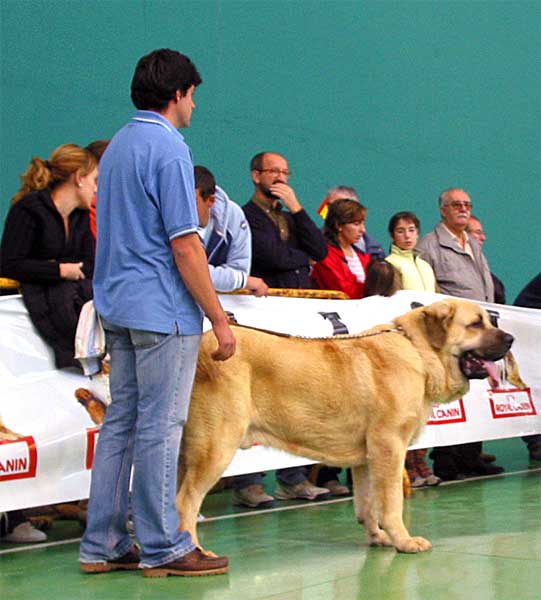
left=290, top=209, right=328, bottom=261
left=268, top=183, right=328, bottom=261
left=1, top=202, right=79, bottom=283
left=208, top=199, right=251, bottom=292
left=171, top=233, right=235, bottom=361
left=244, top=204, right=312, bottom=273
left=245, top=276, right=268, bottom=296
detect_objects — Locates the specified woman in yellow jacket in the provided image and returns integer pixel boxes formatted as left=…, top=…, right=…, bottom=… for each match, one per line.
left=385, top=211, right=440, bottom=487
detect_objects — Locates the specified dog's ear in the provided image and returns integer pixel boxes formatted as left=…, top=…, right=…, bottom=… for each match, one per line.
left=422, top=302, right=456, bottom=349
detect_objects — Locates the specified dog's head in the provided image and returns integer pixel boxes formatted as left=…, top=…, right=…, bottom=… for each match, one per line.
left=420, top=299, right=513, bottom=386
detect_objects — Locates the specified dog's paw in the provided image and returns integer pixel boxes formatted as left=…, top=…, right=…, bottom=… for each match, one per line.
left=395, top=536, right=432, bottom=553
left=368, top=530, right=393, bottom=547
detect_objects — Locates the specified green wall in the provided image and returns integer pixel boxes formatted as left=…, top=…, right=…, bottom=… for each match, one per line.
left=1, top=0, right=539, bottom=299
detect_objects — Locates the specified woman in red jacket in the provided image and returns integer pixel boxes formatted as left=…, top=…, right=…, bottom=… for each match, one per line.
left=311, top=198, right=371, bottom=298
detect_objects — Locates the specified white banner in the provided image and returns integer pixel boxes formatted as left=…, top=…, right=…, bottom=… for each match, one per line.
left=0, top=292, right=539, bottom=511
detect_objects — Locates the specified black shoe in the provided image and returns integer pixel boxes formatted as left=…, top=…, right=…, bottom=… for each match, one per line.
left=470, top=461, right=504, bottom=476
left=528, top=443, right=541, bottom=461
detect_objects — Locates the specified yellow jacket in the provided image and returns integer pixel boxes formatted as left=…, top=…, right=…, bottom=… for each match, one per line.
left=385, top=244, right=436, bottom=292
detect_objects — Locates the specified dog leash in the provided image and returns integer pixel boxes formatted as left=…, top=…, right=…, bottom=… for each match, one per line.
left=229, top=322, right=404, bottom=341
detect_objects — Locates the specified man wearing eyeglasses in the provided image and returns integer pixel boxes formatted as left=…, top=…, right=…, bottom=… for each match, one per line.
left=417, top=188, right=503, bottom=482
left=243, top=152, right=328, bottom=289
left=241, top=152, right=332, bottom=503
left=417, top=188, right=494, bottom=302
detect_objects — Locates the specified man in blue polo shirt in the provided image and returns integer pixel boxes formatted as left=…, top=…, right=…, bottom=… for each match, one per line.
left=80, top=49, right=235, bottom=578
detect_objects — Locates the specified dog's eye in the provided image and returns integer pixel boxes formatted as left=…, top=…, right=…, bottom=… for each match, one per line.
left=468, top=320, right=484, bottom=329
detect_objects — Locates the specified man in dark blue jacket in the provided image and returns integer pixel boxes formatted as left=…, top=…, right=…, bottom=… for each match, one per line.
left=242, top=152, right=332, bottom=502
left=243, top=152, right=327, bottom=289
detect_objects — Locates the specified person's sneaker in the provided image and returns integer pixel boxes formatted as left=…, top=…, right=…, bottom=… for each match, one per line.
left=142, top=547, right=229, bottom=577
left=2, top=521, right=47, bottom=543
left=274, top=480, right=331, bottom=501
left=424, top=474, right=442, bottom=486
left=528, top=442, right=541, bottom=461
left=80, top=545, right=141, bottom=573
left=410, top=475, right=427, bottom=488
left=323, top=479, right=351, bottom=496
left=232, top=484, right=274, bottom=508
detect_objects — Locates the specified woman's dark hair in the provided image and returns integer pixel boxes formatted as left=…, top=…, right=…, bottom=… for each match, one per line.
left=364, top=260, right=402, bottom=297
left=194, top=165, right=216, bottom=199
left=86, top=140, right=109, bottom=162
left=131, top=48, right=202, bottom=111
left=324, top=198, right=367, bottom=246
left=387, top=211, right=420, bottom=237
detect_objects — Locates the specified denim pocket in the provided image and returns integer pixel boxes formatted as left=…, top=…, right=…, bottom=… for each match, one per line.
left=129, top=329, right=171, bottom=349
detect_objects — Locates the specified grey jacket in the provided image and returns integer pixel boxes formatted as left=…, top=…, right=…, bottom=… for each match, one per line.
left=417, top=222, right=494, bottom=302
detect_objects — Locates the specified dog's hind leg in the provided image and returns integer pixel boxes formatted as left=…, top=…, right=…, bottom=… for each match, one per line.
left=176, top=425, right=246, bottom=552
left=351, top=464, right=392, bottom=547
left=367, top=433, right=431, bottom=553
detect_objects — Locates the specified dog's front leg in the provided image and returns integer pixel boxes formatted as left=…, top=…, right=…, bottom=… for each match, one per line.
left=368, top=436, right=432, bottom=553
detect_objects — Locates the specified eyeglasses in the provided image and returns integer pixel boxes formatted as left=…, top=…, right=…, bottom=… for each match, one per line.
left=444, top=201, right=473, bottom=210
left=256, top=168, right=292, bottom=178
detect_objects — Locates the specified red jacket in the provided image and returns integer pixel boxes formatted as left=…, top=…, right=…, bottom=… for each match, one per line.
left=311, top=243, right=371, bottom=299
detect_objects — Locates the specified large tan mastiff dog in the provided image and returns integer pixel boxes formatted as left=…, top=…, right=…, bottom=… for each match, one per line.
left=177, top=299, right=513, bottom=554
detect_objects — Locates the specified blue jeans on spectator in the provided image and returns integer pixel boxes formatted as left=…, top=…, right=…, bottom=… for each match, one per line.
left=80, top=321, right=201, bottom=568
left=276, top=466, right=308, bottom=486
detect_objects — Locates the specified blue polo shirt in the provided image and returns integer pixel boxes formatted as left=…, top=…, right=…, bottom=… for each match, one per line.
left=93, top=110, right=203, bottom=334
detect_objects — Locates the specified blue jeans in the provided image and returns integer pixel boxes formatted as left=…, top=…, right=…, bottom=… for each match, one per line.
left=80, top=321, right=201, bottom=568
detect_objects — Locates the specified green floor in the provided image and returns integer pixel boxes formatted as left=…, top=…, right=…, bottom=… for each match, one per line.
left=1, top=439, right=540, bottom=600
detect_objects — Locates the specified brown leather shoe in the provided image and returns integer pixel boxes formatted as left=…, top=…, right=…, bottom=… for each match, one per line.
left=80, top=545, right=140, bottom=573
left=143, top=547, right=229, bottom=577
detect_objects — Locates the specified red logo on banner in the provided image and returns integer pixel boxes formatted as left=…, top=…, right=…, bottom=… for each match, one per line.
left=427, top=399, right=466, bottom=425
left=86, top=427, right=100, bottom=469
left=0, top=436, right=38, bottom=481
left=488, top=388, right=536, bottom=419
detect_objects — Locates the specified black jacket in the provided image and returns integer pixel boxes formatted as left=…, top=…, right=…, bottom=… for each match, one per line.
left=1, top=189, right=94, bottom=367
left=242, top=200, right=327, bottom=289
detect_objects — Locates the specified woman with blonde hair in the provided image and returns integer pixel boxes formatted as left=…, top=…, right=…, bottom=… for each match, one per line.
left=1, top=143, right=98, bottom=368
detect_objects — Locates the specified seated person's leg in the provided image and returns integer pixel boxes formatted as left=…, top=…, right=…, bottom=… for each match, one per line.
left=275, top=466, right=331, bottom=501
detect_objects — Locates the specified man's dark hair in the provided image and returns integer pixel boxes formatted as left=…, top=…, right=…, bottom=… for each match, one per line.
left=387, top=211, right=420, bottom=236
left=194, top=165, right=216, bottom=199
left=131, top=48, right=202, bottom=111
left=250, top=152, right=268, bottom=172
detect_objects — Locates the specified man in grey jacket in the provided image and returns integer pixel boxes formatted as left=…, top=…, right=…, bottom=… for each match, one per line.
left=417, top=188, right=503, bottom=480
left=417, top=189, right=494, bottom=302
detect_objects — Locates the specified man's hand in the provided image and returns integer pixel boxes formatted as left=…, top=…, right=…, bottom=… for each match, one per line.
left=60, top=262, right=85, bottom=280
left=210, top=317, right=236, bottom=361
left=268, top=183, right=302, bottom=213
left=246, top=276, right=269, bottom=297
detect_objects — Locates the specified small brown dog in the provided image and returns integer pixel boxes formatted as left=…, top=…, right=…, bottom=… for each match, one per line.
left=176, top=299, right=513, bottom=555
